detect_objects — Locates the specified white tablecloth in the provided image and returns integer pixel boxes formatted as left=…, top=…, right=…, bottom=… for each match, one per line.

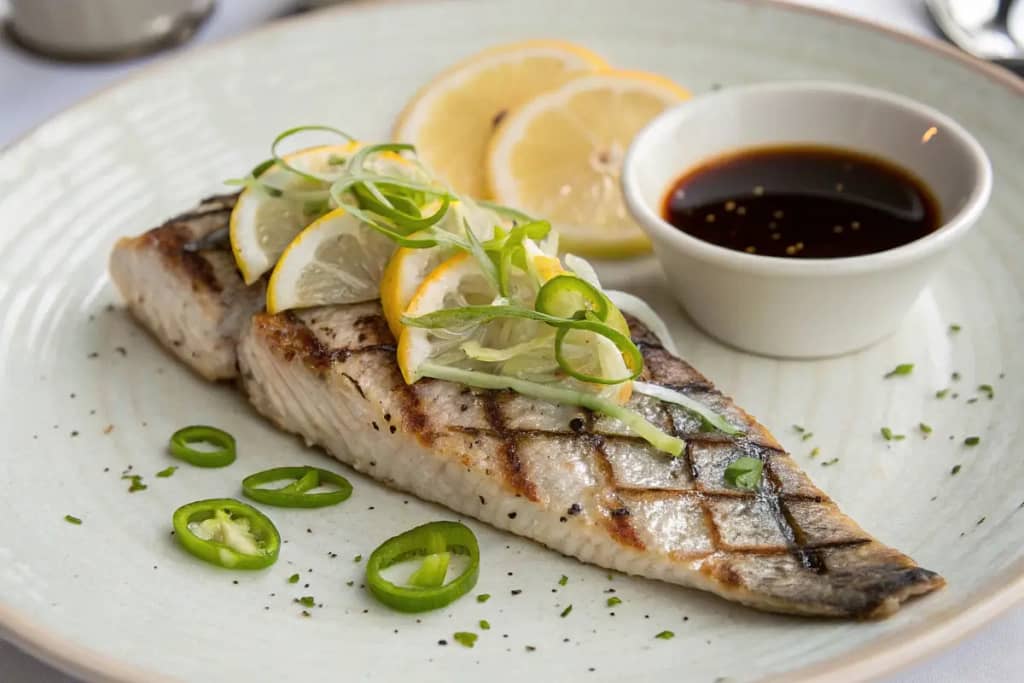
left=0, top=0, right=1020, bottom=680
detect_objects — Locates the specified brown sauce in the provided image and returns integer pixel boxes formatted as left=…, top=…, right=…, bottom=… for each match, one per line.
left=662, top=145, right=940, bottom=259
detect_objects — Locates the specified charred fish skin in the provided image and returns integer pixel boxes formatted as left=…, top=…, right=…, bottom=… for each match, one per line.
left=109, top=197, right=944, bottom=618
left=108, top=193, right=263, bottom=381
left=236, top=305, right=943, bottom=618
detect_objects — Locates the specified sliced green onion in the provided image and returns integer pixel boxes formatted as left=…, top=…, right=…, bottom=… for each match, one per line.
left=418, top=363, right=683, bottom=455
left=168, top=426, right=236, bottom=468
left=632, top=381, right=741, bottom=435
left=269, top=125, right=354, bottom=183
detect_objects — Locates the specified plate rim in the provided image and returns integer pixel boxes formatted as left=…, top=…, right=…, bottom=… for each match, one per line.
left=0, top=1, right=1021, bottom=681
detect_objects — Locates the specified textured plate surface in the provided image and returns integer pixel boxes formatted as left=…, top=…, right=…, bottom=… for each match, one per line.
left=0, top=1, right=1022, bottom=681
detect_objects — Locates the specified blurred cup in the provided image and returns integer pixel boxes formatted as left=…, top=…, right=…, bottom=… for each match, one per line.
left=7, top=0, right=215, bottom=61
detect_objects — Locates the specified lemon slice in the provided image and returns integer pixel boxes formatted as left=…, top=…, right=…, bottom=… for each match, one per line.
left=485, top=70, right=689, bottom=258
left=266, top=208, right=395, bottom=314
left=230, top=143, right=358, bottom=285
left=393, top=40, right=608, bottom=198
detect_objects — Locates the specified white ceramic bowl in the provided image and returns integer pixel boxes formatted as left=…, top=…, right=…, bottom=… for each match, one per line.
left=622, top=81, right=992, bottom=358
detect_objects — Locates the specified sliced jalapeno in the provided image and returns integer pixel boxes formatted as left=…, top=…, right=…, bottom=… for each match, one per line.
left=365, top=521, right=479, bottom=612
left=168, top=426, right=236, bottom=468
left=172, top=498, right=280, bottom=570
left=242, top=466, right=353, bottom=508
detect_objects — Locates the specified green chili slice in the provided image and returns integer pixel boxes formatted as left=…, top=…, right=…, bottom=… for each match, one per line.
left=242, top=466, right=353, bottom=508
left=168, top=426, right=236, bottom=468
left=365, top=521, right=480, bottom=612
left=172, top=498, right=280, bottom=570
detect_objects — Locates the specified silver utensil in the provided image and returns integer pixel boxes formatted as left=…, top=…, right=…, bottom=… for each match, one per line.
left=926, top=0, right=1024, bottom=76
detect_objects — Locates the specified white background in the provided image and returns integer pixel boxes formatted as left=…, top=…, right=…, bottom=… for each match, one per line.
left=0, top=0, right=1020, bottom=680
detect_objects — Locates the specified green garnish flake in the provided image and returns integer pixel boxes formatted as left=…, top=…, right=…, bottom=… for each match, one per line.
left=952, top=372, right=961, bottom=381
left=949, top=324, right=961, bottom=333
left=935, top=388, right=950, bottom=399
left=951, top=464, right=962, bottom=475
left=978, top=384, right=994, bottom=399
left=453, top=631, right=478, bottom=648
left=655, top=630, right=675, bottom=640
left=122, top=474, right=147, bottom=493
left=353, top=554, right=363, bottom=563
left=479, top=619, right=491, bottom=630
left=964, top=436, right=981, bottom=446
left=792, top=425, right=806, bottom=433
left=64, top=514, right=82, bottom=525
left=476, top=594, right=491, bottom=603
left=560, top=604, right=573, bottom=618
left=801, top=432, right=813, bottom=441
left=880, top=427, right=905, bottom=441
left=155, top=466, right=177, bottom=478
left=723, top=456, right=763, bottom=491
left=606, top=596, right=622, bottom=607
left=821, top=458, right=839, bottom=467
left=884, top=363, right=914, bottom=378
left=809, top=447, right=820, bottom=458
left=919, top=423, right=933, bottom=436
left=558, top=575, right=568, bottom=586
left=288, top=573, right=300, bottom=584
left=525, top=645, right=537, bottom=652
left=295, top=596, right=315, bottom=608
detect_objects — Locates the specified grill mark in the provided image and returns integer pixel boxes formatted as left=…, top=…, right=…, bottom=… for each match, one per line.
left=584, top=412, right=645, bottom=550
left=760, top=459, right=827, bottom=573
left=482, top=392, right=539, bottom=502
left=147, top=223, right=223, bottom=293
left=162, top=192, right=239, bottom=226
left=396, top=381, right=433, bottom=446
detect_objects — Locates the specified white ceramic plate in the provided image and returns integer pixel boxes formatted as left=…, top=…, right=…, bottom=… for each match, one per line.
left=1, top=1, right=1022, bottom=681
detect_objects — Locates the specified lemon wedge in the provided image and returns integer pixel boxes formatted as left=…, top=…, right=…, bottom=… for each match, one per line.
left=485, top=70, right=689, bottom=258
left=393, top=40, right=608, bottom=198
left=230, top=143, right=358, bottom=284
left=266, top=208, right=395, bottom=314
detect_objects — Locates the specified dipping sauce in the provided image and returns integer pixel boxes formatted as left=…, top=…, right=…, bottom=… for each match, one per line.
left=662, top=145, right=940, bottom=258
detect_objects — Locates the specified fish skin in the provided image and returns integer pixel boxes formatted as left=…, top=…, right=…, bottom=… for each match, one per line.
left=110, top=197, right=944, bottom=618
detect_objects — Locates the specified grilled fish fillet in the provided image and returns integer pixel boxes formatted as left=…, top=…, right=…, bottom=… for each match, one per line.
left=109, top=196, right=944, bottom=618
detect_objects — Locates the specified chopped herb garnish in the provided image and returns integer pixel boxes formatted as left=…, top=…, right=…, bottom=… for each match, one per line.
left=949, top=324, right=961, bottom=333
left=880, top=427, right=905, bottom=441
left=121, top=474, right=147, bottom=492
left=935, top=388, right=950, bottom=399
left=976, top=516, right=986, bottom=526
left=792, top=425, right=806, bottom=433
left=919, top=423, right=933, bottom=436
left=63, top=514, right=82, bottom=525
left=964, top=436, right=980, bottom=446
left=606, top=596, right=622, bottom=607
left=952, top=372, right=961, bottom=381
left=525, top=645, right=536, bottom=652
left=884, top=363, right=914, bottom=378
left=155, top=466, right=177, bottom=478
left=476, top=593, right=491, bottom=603
left=558, top=574, right=568, bottom=586
left=479, top=619, right=491, bottom=630
left=288, top=573, right=300, bottom=584
left=978, top=384, right=994, bottom=399
left=809, top=447, right=820, bottom=458
left=800, top=432, right=813, bottom=441
left=723, top=456, right=763, bottom=491
left=951, top=464, right=962, bottom=475
left=560, top=604, right=573, bottom=617
left=295, top=596, right=315, bottom=608
left=654, top=630, right=675, bottom=640
left=353, top=554, right=363, bottom=563
left=821, top=458, right=839, bottom=467
left=453, top=631, right=478, bottom=648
